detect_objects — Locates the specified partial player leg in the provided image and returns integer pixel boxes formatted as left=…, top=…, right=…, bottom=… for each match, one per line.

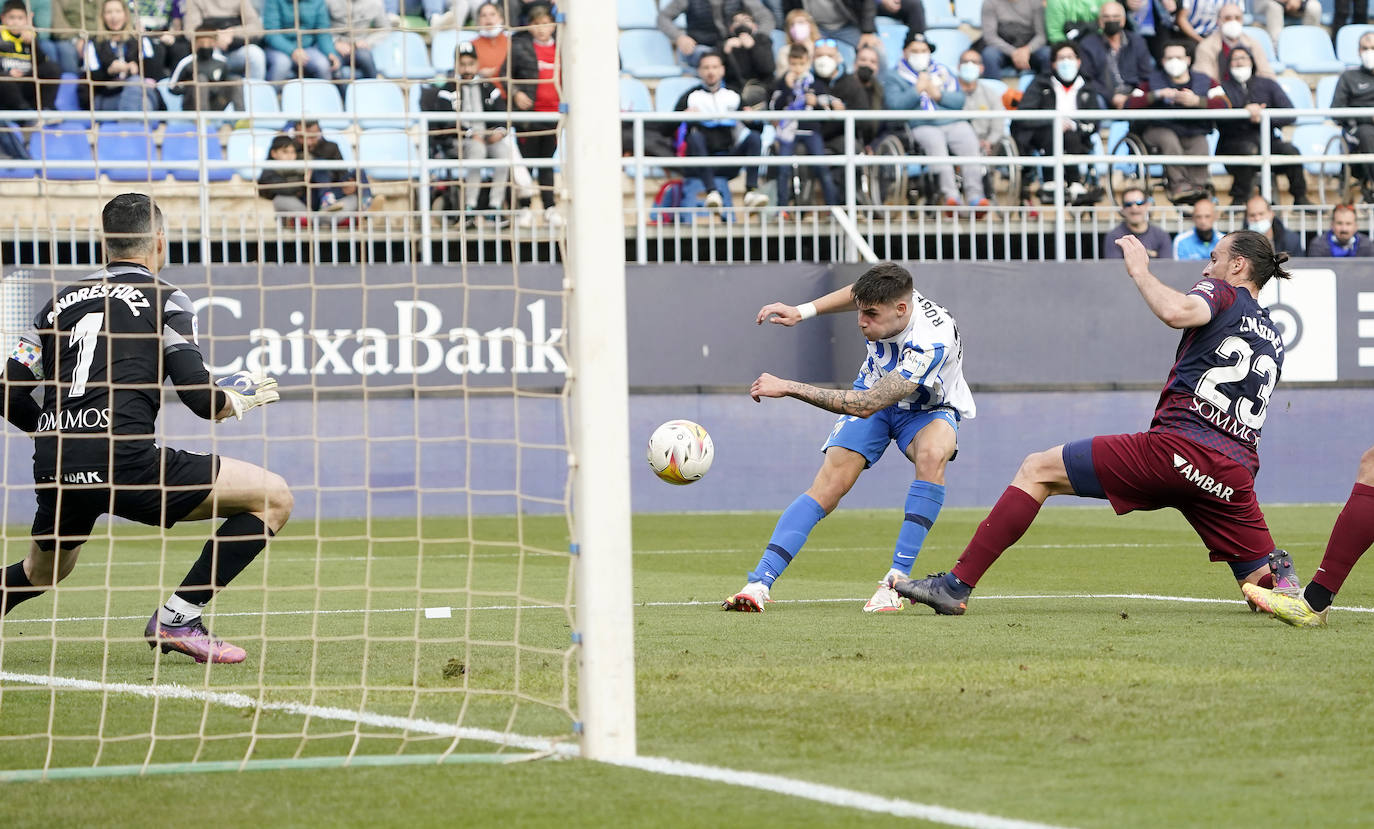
left=147, top=456, right=293, bottom=663
left=723, top=446, right=866, bottom=611
left=2, top=540, right=83, bottom=616
left=895, top=443, right=1076, bottom=615
left=3, top=486, right=99, bottom=617
left=866, top=416, right=957, bottom=613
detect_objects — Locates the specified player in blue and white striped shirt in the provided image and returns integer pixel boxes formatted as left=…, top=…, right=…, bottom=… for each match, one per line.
left=723, top=262, right=975, bottom=613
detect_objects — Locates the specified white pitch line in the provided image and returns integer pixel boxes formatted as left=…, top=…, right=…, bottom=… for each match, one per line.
left=11, top=593, right=1374, bottom=626
left=0, top=670, right=1070, bottom=829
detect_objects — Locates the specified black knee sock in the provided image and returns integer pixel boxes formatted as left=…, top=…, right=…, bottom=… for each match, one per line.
left=174, top=514, right=273, bottom=606
left=2, top=560, right=42, bottom=616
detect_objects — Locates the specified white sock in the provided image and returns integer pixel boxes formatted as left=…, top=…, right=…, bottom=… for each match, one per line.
left=159, top=594, right=205, bottom=626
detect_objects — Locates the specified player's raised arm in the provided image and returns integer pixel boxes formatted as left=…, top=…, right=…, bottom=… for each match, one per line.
left=1, top=352, right=41, bottom=433
left=756, top=282, right=858, bottom=326
left=750, top=370, right=919, bottom=418
left=161, top=289, right=279, bottom=421
left=1116, top=235, right=1213, bottom=329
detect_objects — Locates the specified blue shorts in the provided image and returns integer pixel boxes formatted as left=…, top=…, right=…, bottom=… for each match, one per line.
left=821, top=406, right=959, bottom=469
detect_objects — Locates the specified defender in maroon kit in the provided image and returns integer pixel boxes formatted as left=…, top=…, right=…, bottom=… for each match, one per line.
left=895, top=230, right=1297, bottom=615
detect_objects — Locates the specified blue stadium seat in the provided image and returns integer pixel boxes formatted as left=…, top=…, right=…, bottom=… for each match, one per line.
left=1314, top=73, right=1338, bottom=110
left=53, top=72, right=80, bottom=112
left=1320, top=0, right=1334, bottom=23
left=954, top=0, right=982, bottom=26
left=156, top=78, right=181, bottom=113
left=878, top=26, right=906, bottom=62
left=0, top=124, right=34, bottom=178
left=281, top=78, right=348, bottom=130
left=357, top=130, right=418, bottom=180
left=374, top=30, right=436, bottom=79
left=617, top=0, right=659, bottom=29
left=431, top=28, right=477, bottom=74
left=654, top=75, right=700, bottom=111
left=837, top=40, right=857, bottom=70
left=345, top=79, right=409, bottom=129
left=161, top=121, right=233, bottom=182
left=1278, top=25, right=1344, bottom=73
left=922, top=0, right=960, bottom=28
left=96, top=120, right=164, bottom=181
left=1206, top=129, right=1226, bottom=175
left=924, top=28, right=971, bottom=58
left=236, top=79, right=286, bottom=131
left=620, top=76, right=652, bottom=112
left=225, top=128, right=278, bottom=180
left=1273, top=75, right=1317, bottom=125
left=769, top=28, right=788, bottom=56
left=1290, top=122, right=1343, bottom=176
left=1335, top=23, right=1374, bottom=65
left=1242, top=27, right=1283, bottom=72
left=875, top=17, right=906, bottom=39
left=619, top=29, right=684, bottom=79
left=28, top=122, right=95, bottom=180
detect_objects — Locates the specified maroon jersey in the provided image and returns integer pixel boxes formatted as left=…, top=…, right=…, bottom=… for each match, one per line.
left=1150, top=278, right=1283, bottom=475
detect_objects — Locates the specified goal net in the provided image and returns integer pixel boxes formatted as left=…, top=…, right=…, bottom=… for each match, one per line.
left=0, top=4, right=633, bottom=779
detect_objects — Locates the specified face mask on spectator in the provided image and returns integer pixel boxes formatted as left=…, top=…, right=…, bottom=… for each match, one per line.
left=1101, top=20, right=1122, bottom=35
left=1230, top=64, right=1251, bottom=83
left=790, top=22, right=810, bottom=41
left=1363, top=48, right=1374, bottom=70
left=1055, top=59, right=1079, bottom=82
left=196, top=46, right=214, bottom=61
left=906, top=52, right=931, bottom=72
left=1163, top=58, right=1187, bottom=78
left=856, top=65, right=874, bottom=82
left=958, top=61, right=980, bottom=82
left=1220, top=20, right=1243, bottom=40
left=813, top=55, right=838, bottom=77
left=1248, top=218, right=1271, bottom=233
left=480, top=24, right=502, bottom=37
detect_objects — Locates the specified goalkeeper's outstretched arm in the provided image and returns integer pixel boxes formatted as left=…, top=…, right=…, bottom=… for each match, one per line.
left=166, top=350, right=279, bottom=421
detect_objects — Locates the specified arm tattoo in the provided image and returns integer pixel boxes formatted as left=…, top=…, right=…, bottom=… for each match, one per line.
left=785, top=372, right=920, bottom=416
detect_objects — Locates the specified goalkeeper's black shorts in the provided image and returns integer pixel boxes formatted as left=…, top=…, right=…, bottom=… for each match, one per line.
left=31, top=448, right=220, bottom=551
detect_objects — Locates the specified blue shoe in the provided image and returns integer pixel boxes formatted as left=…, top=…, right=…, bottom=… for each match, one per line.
left=892, top=572, right=969, bottom=616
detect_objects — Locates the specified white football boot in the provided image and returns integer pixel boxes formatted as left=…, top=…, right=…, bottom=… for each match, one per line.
left=863, top=569, right=907, bottom=613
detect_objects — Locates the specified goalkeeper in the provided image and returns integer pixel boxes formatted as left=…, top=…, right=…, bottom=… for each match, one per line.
left=0, top=194, right=290, bottom=664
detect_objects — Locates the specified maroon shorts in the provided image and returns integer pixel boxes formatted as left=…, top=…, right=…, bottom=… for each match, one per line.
left=1062, top=431, right=1273, bottom=564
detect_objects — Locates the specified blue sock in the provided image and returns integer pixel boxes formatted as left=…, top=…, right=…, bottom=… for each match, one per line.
left=890, top=481, right=945, bottom=576
left=749, top=494, right=827, bottom=587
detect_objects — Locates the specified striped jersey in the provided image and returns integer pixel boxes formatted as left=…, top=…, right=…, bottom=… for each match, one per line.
left=853, top=289, right=976, bottom=419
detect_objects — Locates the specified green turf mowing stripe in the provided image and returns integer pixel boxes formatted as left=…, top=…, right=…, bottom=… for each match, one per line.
left=0, top=752, right=547, bottom=783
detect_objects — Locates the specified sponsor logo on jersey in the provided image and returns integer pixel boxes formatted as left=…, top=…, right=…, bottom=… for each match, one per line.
left=60, top=470, right=105, bottom=484
left=46, top=283, right=151, bottom=323
left=36, top=407, right=112, bottom=432
left=1187, top=397, right=1256, bottom=444
left=1172, top=452, right=1235, bottom=501
left=1193, top=280, right=1216, bottom=298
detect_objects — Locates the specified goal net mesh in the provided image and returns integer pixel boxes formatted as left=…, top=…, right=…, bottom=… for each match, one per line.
left=0, top=11, right=580, bottom=776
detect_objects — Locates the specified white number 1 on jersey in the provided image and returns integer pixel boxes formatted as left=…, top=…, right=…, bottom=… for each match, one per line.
left=67, top=311, right=104, bottom=398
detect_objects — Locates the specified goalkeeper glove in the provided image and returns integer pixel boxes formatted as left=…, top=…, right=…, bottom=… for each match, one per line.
left=215, top=370, right=280, bottom=422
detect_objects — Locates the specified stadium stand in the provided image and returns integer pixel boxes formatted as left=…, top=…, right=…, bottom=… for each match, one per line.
left=374, top=30, right=437, bottom=79
left=1276, top=75, right=1319, bottom=123
left=29, top=122, right=97, bottom=181
left=922, top=0, right=960, bottom=29
left=96, top=121, right=164, bottom=182
left=345, top=79, right=410, bottom=129
left=617, top=0, right=659, bottom=30
left=620, top=76, right=652, bottom=112
left=281, top=79, right=350, bottom=130
left=1315, top=73, right=1339, bottom=109
left=1243, top=26, right=1284, bottom=72
left=1335, top=23, right=1374, bottom=64
left=1278, top=25, right=1345, bottom=73
left=241, top=80, right=289, bottom=132
left=431, top=28, right=478, bottom=74
left=619, top=29, right=684, bottom=79
left=161, top=122, right=234, bottom=183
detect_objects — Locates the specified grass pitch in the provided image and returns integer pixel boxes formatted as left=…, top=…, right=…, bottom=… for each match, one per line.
left=3, top=504, right=1373, bottom=828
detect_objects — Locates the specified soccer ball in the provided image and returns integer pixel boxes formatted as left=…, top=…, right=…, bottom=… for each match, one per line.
left=646, top=419, right=714, bottom=485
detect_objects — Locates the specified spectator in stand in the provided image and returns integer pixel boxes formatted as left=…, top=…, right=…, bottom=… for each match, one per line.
left=472, top=1, right=507, bottom=82
left=769, top=41, right=839, bottom=205
left=1216, top=45, right=1307, bottom=205
left=1126, top=39, right=1227, bottom=204
left=673, top=49, right=768, bottom=212
left=1331, top=0, right=1367, bottom=46
left=421, top=41, right=511, bottom=226
left=875, top=0, right=924, bottom=41
left=830, top=43, right=887, bottom=149
left=955, top=49, right=1006, bottom=156
left=262, top=0, right=339, bottom=81
left=130, top=0, right=189, bottom=77
left=82, top=0, right=167, bottom=111
left=1174, top=0, right=1223, bottom=44
left=776, top=8, right=818, bottom=69
left=181, top=0, right=268, bottom=81
left=1307, top=204, right=1373, bottom=257
left=1334, top=32, right=1374, bottom=204
left=784, top=0, right=880, bottom=54
left=1103, top=186, right=1172, bottom=257
left=257, top=134, right=310, bottom=221
left=1079, top=1, right=1154, bottom=108
left=426, top=0, right=475, bottom=29
left=1126, top=0, right=1178, bottom=63
left=1172, top=196, right=1221, bottom=258
left=658, top=0, right=775, bottom=71
left=1245, top=195, right=1303, bottom=258
left=31, top=0, right=77, bottom=73
left=1014, top=43, right=1104, bottom=204
left=1256, top=0, right=1320, bottom=48
left=50, top=0, right=101, bottom=69
left=980, top=0, right=1049, bottom=78
left=883, top=31, right=987, bottom=208
left=0, top=0, right=60, bottom=119
left=721, top=9, right=775, bottom=95
left=293, top=119, right=367, bottom=214
left=1192, top=3, right=1273, bottom=82
left=325, top=0, right=386, bottom=79
left=167, top=25, right=243, bottom=111
left=511, top=2, right=560, bottom=226
left=1045, top=0, right=1102, bottom=45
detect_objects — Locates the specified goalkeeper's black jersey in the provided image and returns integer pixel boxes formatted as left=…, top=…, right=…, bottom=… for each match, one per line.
left=8, top=263, right=208, bottom=479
